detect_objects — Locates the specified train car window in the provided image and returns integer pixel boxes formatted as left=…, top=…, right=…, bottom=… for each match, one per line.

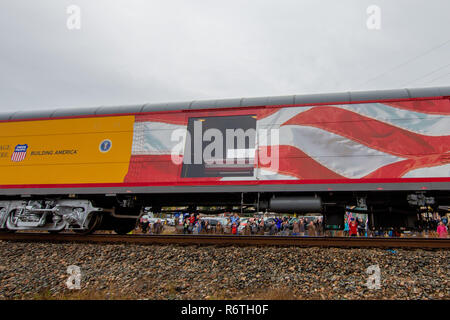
left=181, top=115, right=256, bottom=177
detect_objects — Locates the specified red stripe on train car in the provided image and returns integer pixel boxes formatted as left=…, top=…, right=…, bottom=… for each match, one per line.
left=0, top=177, right=449, bottom=190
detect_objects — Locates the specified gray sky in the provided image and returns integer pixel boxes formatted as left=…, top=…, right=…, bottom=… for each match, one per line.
left=0, top=0, right=449, bottom=112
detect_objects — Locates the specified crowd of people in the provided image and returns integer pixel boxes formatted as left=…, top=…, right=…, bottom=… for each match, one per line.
left=416, top=216, right=449, bottom=238
left=137, top=212, right=449, bottom=238
left=173, top=213, right=326, bottom=236
left=343, top=214, right=450, bottom=238
left=138, top=212, right=327, bottom=236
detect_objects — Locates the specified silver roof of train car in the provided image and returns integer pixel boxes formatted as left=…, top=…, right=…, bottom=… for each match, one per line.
left=1, top=86, right=449, bottom=121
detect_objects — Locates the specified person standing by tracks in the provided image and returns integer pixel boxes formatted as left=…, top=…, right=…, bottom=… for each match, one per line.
left=292, top=220, right=300, bottom=236
left=308, top=221, right=316, bottom=236
left=316, top=217, right=324, bottom=236
left=250, top=220, right=258, bottom=235
left=175, top=216, right=184, bottom=234
left=215, top=221, right=224, bottom=234
left=183, top=217, right=190, bottom=234
left=231, top=222, right=238, bottom=235
left=188, top=213, right=196, bottom=234
left=141, top=216, right=149, bottom=234
left=199, top=217, right=206, bottom=234
left=174, top=213, right=180, bottom=227
left=204, top=220, right=212, bottom=234
left=243, top=223, right=251, bottom=235
left=343, top=219, right=349, bottom=237
left=153, top=219, right=163, bottom=234
left=275, top=217, right=282, bottom=232
left=193, top=220, right=201, bottom=234
left=437, top=221, right=448, bottom=238
left=268, top=220, right=277, bottom=235
left=349, top=218, right=358, bottom=237
left=357, top=218, right=365, bottom=237
left=258, top=219, right=265, bottom=235
left=189, top=213, right=196, bottom=225
left=230, top=213, right=240, bottom=228
left=299, top=218, right=305, bottom=236
left=282, top=220, right=291, bottom=235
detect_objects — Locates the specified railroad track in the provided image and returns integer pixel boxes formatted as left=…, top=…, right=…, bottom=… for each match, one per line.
left=0, top=232, right=449, bottom=248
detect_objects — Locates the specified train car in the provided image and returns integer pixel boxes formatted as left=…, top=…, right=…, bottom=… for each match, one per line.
left=0, top=86, right=449, bottom=234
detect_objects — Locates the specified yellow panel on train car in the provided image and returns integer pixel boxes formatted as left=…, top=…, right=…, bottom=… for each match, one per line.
left=0, top=116, right=135, bottom=185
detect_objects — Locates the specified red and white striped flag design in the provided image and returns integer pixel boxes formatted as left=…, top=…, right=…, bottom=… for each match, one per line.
left=124, top=99, right=450, bottom=183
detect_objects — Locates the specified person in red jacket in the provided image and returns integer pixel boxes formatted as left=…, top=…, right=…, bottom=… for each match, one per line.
left=349, top=218, right=358, bottom=237
left=231, top=223, right=238, bottom=235
left=437, top=221, right=448, bottom=238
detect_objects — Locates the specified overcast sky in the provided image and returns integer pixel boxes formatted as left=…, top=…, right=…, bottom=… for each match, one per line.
left=0, top=0, right=449, bottom=112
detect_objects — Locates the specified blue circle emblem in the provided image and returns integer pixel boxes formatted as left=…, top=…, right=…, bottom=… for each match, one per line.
left=99, top=139, right=112, bottom=153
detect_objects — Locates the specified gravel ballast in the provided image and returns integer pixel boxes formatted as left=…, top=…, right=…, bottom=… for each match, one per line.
left=0, top=241, right=448, bottom=300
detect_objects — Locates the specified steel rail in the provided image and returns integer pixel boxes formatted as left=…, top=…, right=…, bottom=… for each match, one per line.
left=0, top=232, right=449, bottom=248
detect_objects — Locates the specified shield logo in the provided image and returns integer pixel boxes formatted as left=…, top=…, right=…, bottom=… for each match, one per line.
left=11, top=144, right=28, bottom=162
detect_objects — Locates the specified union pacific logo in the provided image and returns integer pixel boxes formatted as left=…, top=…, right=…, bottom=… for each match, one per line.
left=11, top=144, right=28, bottom=162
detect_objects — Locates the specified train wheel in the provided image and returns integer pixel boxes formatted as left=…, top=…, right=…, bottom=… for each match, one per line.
left=73, top=212, right=102, bottom=235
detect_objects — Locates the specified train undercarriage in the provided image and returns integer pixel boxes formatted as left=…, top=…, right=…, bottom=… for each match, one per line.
left=0, top=190, right=448, bottom=234
left=0, top=199, right=137, bottom=235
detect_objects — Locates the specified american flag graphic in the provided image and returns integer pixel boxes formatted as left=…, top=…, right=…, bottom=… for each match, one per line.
left=124, top=99, right=450, bottom=183
left=11, top=144, right=28, bottom=162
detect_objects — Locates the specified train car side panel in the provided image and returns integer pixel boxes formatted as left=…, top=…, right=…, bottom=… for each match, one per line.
left=0, top=98, right=448, bottom=192
left=0, top=116, right=135, bottom=185
left=123, top=98, right=450, bottom=185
